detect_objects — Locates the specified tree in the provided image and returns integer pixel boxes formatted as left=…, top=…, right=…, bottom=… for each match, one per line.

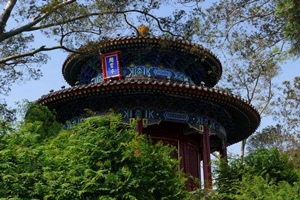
left=0, top=0, right=197, bottom=122
left=196, top=0, right=300, bottom=57
left=273, top=76, right=300, bottom=133
left=1, top=0, right=298, bottom=160
left=276, top=0, right=300, bottom=56
left=188, top=0, right=300, bottom=159
left=247, top=123, right=300, bottom=169
left=246, top=125, right=289, bottom=153
left=244, top=148, right=298, bottom=184
left=0, top=106, right=189, bottom=199
left=215, top=148, right=299, bottom=198
left=246, top=76, right=300, bottom=169
left=225, top=175, right=300, bottom=200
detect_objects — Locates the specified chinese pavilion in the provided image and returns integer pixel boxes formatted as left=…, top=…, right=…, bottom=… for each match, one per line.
left=37, top=28, right=260, bottom=189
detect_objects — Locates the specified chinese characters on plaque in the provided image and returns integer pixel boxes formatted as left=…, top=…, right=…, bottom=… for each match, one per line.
left=101, top=51, right=121, bottom=81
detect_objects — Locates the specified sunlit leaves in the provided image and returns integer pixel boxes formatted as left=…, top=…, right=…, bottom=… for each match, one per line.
left=276, top=0, right=300, bottom=56
left=226, top=175, right=300, bottom=200
left=0, top=112, right=189, bottom=199
left=215, top=148, right=300, bottom=198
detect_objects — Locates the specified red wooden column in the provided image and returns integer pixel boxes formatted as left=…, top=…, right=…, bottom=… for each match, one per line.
left=202, top=125, right=212, bottom=189
left=220, top=141, right=228, bottom=168
left=135, top=117, right=143, bottom=135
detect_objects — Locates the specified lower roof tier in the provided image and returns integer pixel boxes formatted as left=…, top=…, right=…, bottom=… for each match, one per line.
left=38, top=78, right=260, bottom=146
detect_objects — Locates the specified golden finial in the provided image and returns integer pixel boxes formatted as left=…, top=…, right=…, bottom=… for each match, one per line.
left=137, top=25, right=150, bottom=37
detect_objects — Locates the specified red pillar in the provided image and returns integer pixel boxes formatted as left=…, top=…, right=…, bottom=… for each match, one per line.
left=135, top=118, right=143, bottom=135
left=202, top=125, right=212, bottom=189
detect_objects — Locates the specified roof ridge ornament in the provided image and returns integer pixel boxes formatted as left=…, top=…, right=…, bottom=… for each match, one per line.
left=137, top=25, right=150, bottom=37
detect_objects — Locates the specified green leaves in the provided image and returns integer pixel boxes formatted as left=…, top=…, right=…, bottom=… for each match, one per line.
left=0, top=112, right=189, bottom=199
left=275, top=0, right=300, bottom=56
left=225, top=175, right=300, bottom=200
left=215, top=148, right=300, bottom=199
left=273, top=76, right=300, bottom=133
left=244, top=149, right=298, bottom=184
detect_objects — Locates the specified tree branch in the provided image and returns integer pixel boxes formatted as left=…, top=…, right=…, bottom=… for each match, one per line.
left=249, top=68, right=262, bottom=103
left=0, top=45, right=63, bottom=64
left=28, top=9, right=184, bottom=39
left=259, top=78, right=274, bottom=115
left=0, top=3, right=188, bottom=66
left=123, top=12, right=138, bottom=34
left=0, top=0, right=17, bottom=33
left=0, top=0, right=76, bottom=42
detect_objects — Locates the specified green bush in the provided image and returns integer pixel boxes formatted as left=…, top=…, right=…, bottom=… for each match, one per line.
left=215, top=148, right=300, bottom=199
left=0, top=112, right=190, bottom=199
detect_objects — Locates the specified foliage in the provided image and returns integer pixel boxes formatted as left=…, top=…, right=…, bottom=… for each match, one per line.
left=215, top=156, right=245, bottom=195
left=0, top=0, right=299, bottom=164
left=0, top=0, right=196, bottom=91
left=197, top=0, right=300, bottom=57
left=189, top=189, right=221, bottom=200
left=246, top=124, right=300, bottom=169
left=0, top=100, right=16, bottom=126
left=246, top=76, right=300, bottom=168
left=215, top=148, right=299, bottom=196
left=224, top=175, right=300, bottom=200
left=244, top=148, right=298, bottom=184
left=276, top=0, right=300, bottom=56
left=188, top=0, right=300, bottom=159
left=0, top=1, right=298, bottom=197
left=191, top=0, right=287, bottom=158
left=273, top=76, right=300, bottom=133
left=24, top=102, right=63, bottom=138
left=247, top=76, right=300, bottom=169
left=247, top=124, right=290, bottom=153
left=0, top=112, right=189, bottom=199
left=0, top=0, right=198, bottom=119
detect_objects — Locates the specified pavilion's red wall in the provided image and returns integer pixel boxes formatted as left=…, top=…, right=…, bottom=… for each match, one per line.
left=144, top=121, right=201, bottom=188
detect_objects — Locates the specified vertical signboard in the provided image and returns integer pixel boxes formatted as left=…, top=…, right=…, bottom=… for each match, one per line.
left=101, top=51, right=121, bottom=81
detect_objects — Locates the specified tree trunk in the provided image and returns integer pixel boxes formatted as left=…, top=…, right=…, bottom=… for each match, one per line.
left=240, top=139, right=247, bottom=162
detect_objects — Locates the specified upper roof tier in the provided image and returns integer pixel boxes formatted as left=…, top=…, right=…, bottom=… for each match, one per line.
left=62, top=36, right=222, bottom=88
